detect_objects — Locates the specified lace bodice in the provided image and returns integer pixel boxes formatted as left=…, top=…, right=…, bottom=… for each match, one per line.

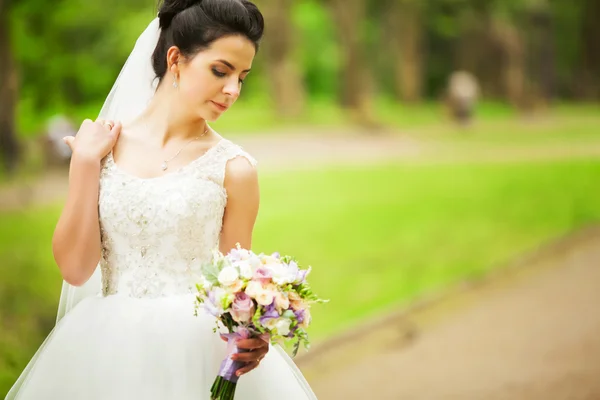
left=97, top=138, right=256, bottom=299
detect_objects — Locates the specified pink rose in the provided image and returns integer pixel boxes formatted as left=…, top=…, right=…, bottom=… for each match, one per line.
left=230, top=292, right=255, bottom=323
left=253, top=268, right=272, bottom=284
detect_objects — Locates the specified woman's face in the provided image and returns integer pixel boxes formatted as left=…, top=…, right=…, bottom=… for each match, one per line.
left=170, top=35, right=256, bottom=122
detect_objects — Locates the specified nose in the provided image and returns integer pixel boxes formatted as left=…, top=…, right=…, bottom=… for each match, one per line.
left=223, top=78, right=240, bottom=99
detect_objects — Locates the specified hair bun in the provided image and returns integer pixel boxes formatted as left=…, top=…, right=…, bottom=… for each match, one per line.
left=158, top=0, right=202, bottom=29
left=152, top=0, right=264, bottom=81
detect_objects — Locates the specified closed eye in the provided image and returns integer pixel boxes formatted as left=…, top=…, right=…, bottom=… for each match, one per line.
left=212, top=68, right=226, bottom=78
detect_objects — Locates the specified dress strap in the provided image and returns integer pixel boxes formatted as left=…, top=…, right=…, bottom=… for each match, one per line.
left=201, top=139, right=257, bottom=187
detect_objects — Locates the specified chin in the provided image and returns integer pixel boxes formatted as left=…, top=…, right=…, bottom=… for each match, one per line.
left=204, top=109, right=226, bottom=122
left=204, top=113, right=220, bottom=123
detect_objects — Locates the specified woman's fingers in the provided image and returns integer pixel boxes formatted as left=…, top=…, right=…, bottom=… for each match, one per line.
left=235, top=361, right=259, bottom=377
left=109, top=121, right=122, bottom=142
left=231, top=346, right=268, bottom=363
left=236, top=338, right=267, bottom=350
left=95, top=118, right=115, bottom=131
left=62, top=136, right=75, bottom=150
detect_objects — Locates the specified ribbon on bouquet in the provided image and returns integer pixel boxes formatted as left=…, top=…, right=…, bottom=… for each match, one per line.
left=217, top=330, right=270, bottom=383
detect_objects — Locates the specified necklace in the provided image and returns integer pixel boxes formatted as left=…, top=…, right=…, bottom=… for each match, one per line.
left=161, top=125, right=209, bottom=171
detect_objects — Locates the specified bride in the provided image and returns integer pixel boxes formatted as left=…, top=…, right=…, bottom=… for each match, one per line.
left=6, top=0, right=317, bottom=399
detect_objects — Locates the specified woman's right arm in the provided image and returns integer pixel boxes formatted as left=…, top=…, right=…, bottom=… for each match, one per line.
left=52, top=119, right=121, bottom=286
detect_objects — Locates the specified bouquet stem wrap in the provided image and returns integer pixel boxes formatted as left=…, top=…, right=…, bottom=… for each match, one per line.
left=211, top=333, right=250, bottom=400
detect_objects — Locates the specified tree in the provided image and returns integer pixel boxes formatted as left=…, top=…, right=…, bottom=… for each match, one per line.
left=0, top=0, right=21, bottom=174
left=386, top=0, right=425, bottom=103
left=580, top=0, right=600, bottom=99
left=257, top=0, right=306, bottom=118
left=325, top=0, right=377, bottom=127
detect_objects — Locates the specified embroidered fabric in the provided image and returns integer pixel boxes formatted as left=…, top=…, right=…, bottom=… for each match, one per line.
left=98, top=138, right=257, bottom=298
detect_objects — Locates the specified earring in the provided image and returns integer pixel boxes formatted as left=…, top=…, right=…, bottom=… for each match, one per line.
left=173, top=79, right=179, bottom=89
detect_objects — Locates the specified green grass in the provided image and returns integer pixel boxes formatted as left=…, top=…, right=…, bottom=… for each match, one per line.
left=0, top=208, right=63, bottom=393
left=1, top=158, right=600, bottom=395
left=253, top=159, right=600, bottom=338
left=411, top=105, right=600, bottom=147
left=18, top=94, right=599, bottom=139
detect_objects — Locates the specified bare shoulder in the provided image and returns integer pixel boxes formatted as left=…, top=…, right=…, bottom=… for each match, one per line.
left=223, top=141, right=258, bottom=190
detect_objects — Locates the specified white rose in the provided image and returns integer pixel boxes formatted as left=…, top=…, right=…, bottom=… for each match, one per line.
left=268, top=263, right=296, bottom=285
left=212, top=287, right=227, bottom=311
left=248, top=255, right=261, bottom=271
left=263, top=318, right=278, bottom=331
left=227, top=280, right=244, bottom=293
left=255, top=290, right=275, bottom=306
left=275, top=318, right=292, bottom=336
left=236, top=261, right=253, bottom=280
left=239, top=249, right=251, bottom=260
left=218, top=266, right=239, bottom=286
left=274, top=291, right=290, bottom=312
left=245, top=281, right=263, bottom=298
left=261, top=255, right=277, bottom=265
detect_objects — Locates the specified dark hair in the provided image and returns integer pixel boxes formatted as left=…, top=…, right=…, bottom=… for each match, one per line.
left=153, top=0, right=264, bottom=80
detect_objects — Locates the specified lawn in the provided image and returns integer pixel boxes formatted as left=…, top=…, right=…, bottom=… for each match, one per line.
left=2, top=157, right=599, bottom=396
left=254, top=159, right=600, bottom=338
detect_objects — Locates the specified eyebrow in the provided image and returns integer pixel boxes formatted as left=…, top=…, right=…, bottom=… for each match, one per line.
left=217, top=59, right=251, bottom=73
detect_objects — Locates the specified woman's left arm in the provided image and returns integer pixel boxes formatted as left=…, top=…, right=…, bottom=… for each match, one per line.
left=219, top=156, right=268, bottom=376
left=219, top=156, right=260, bottom=254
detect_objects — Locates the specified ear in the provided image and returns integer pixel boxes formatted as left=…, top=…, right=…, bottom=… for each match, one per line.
left=166, top=46, right=182, bottom=78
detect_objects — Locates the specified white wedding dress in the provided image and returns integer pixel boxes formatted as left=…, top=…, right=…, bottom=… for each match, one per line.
left=6, top=138, right=317, bottom=399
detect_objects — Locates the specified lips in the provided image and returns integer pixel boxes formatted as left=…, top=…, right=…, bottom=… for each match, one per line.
left=211, top=101, right=229, bottom=111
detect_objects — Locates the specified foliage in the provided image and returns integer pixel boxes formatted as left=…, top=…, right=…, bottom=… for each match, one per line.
left=6, top=0, right=598, bottom=137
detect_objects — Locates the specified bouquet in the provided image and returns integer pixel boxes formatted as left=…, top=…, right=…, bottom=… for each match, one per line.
left=194, top=244, right=327, bottom=400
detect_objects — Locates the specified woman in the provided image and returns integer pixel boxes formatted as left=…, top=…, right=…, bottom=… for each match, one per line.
left=6, top=0, right=316, bottom=398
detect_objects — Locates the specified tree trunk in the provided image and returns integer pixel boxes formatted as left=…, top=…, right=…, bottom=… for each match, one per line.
left=326, top=0, right=376, bottom=127
left=387, top=0, right=424, bottom=103
left=489, top=18, right=526, bottom=109
left=0, top=2, right=20, bottom=175
left=580, top=0, right=600, bottom=100
left=258, top=0, right=305, bottom=118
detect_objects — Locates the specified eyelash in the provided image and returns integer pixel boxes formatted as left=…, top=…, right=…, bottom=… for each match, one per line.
left=212, top=68, right=245, bottom=85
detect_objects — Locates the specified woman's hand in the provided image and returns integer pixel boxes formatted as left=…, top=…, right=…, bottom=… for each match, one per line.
left=221, top=335, right=269, bottom=377
left=63, top=118, right=122, bottom=162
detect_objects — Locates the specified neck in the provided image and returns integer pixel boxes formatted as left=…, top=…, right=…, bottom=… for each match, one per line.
left=129, top=80, right=208, bottom=147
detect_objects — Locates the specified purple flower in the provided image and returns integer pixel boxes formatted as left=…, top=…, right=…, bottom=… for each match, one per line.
left=228, top=248, right=243, bottom=262
left=272, top=252, right=280, bottom=259
left=204, top=291, right=222, bottom=317
left=294, top=309, right=305, bottom=324
left=294, top=267, right=310, bottom=285
left=259, top=301, right=280, bottom=326
left=234, top=326, right=252, bottom=339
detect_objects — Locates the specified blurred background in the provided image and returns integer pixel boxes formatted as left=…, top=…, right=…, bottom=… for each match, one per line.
left=1, top=0, right=600, bottom=398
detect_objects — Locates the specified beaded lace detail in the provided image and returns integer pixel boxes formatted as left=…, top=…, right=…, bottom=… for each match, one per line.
left=97, top=138, right=256, bottom=298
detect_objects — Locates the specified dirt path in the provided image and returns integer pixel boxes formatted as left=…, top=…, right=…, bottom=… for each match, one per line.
left=298, top=226, right=600, bottom=399
left=2, top=133, right=600, bottom=211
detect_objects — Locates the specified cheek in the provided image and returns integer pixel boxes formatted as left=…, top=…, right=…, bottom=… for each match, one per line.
left=181, top=70, right=221, bottom=103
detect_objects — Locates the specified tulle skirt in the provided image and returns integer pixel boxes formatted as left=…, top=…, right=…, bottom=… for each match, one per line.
left=6, top=294, right=316, bottom=399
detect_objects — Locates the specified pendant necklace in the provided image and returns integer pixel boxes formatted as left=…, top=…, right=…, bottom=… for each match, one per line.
left=161, top=125, right=209, bottom=171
